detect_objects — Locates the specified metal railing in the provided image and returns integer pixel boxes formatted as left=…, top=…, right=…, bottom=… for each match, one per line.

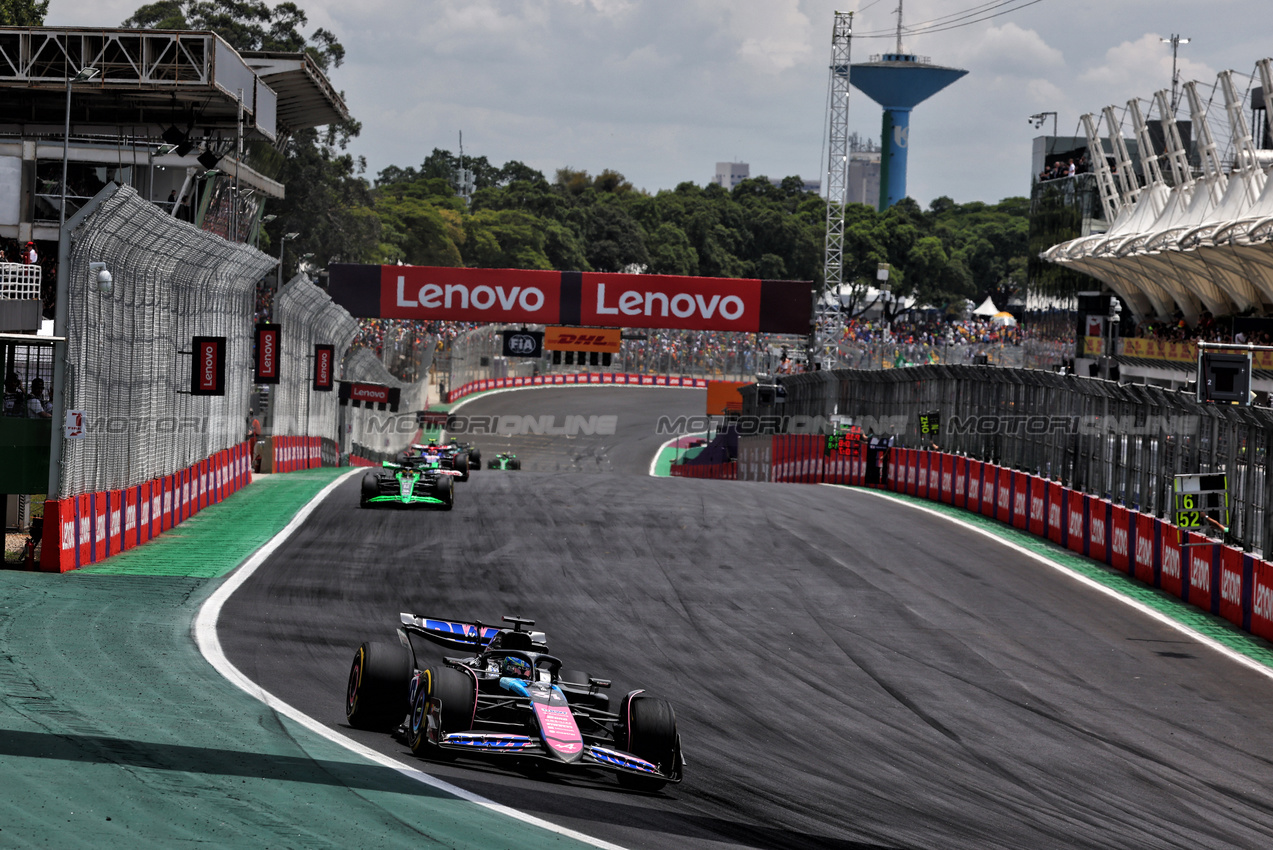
left=269, top=274, right=359, bottom=441
left=447, top=325, right=784, bottom=394
left=57, top=184, right=275, bottom=496
left=344, top=348, right=430, bottom=461
left=754, top=365, right=1273, bottom=555
left=0, top=262, right=41, bottom=299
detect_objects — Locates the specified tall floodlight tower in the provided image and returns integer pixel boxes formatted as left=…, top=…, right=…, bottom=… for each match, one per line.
left=824, top=11, right=854, bottom=299
left=849, top=8, right=967, bottom=209
left=813, top=11, right=855, bottom=370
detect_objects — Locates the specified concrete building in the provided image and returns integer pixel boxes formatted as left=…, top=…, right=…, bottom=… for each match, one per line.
left=713, top=162, right=749, bottom=189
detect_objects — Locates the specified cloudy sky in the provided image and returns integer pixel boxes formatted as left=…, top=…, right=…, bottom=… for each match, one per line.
left=49, top=0, right=1273, bottom=207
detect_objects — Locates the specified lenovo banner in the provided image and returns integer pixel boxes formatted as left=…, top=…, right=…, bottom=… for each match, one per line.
left=255, top=323, right=281, bottom=384
left=328, top=264, right=813, bottom=334
left=313, top=344, right=334, bottom=391
left=339, top=381, right=401, bottom=412
left=190, top=336, right=226, bottom=396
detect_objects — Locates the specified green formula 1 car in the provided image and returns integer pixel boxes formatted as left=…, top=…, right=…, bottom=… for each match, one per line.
left=360, top=462, right=455, bottom=509
left=486, top=452, right=521, bottom=470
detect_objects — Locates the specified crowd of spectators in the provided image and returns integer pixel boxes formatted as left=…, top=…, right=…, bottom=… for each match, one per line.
left=3, top=372, right=51, bottom=419
left=1038, top=154, right=1092, bottom=182
left=1135, top=312, right=1273, bottom=346
left=0, top=238, right=57, bottom=319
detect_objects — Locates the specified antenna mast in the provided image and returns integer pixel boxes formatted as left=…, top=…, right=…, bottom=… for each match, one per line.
left=895, top=1, right=904, bottom=55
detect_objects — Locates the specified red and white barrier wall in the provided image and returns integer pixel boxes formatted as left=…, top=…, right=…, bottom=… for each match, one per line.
left=270, top=435, right=327, bottom=473
left=670, top=461, right=737, bottom=480
left=39, top=441, right=254, bottom=573
left=675, top=439, right=1273, bottom=643
left=448, top=372, right=708, bottom=402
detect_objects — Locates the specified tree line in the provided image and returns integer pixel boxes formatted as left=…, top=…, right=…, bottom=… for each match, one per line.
left=357, top=152, right=1031, bottom=317
left=10, top=0, right=1034, bottom=317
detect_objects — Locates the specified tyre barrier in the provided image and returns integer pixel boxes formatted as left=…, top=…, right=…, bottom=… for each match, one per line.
left=676, top=438, right=1273, bottom=644
left=39, top=441, right=253, bottom=573
left=446, top=372, right=708, bottom=403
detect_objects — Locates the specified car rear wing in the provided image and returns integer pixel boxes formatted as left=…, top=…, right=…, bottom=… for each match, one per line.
left=399, top=614, right=547, bottom=652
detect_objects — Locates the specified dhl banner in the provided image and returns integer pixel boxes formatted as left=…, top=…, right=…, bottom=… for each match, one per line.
left=545, top=326, right=621, bottom=352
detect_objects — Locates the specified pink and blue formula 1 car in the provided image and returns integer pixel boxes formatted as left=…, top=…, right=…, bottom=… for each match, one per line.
left=345, top=614, right=683, bottom=791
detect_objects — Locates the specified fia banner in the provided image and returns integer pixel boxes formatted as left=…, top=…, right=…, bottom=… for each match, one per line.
left=313, top=344, right=334, bottom=391
left=191, top=336, right=227, bottom=396
left=254, top=323, right=281, bottom=384
left=502, top=329, right=544, bottom=358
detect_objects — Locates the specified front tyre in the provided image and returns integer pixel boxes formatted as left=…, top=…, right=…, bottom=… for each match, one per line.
left=434, top=475, right=454, bottom=511
left=346, top=640, right=412, bottom=731
left=409, top=665, right=476, bottom=757
left=617, top=695, right=678, bottom=791
left=360, top=473, right=378, bottom=508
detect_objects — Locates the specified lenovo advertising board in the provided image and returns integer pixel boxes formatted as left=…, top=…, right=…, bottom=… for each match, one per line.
left=327, top=264, right=813, bottom=334
left=254, top=323, right=280, bottom=384
left=190, top=336, right=226, bottom=396
left=313, top=344, right=334, bottom=391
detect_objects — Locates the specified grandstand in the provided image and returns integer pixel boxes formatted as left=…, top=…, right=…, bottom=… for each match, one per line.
left=0, top=27, right=348, bottom=252
left=1041, top=57, right=1273, bottom=385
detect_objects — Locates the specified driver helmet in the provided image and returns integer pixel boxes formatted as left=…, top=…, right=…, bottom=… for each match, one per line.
left=500, top=656, right=533, bottom=680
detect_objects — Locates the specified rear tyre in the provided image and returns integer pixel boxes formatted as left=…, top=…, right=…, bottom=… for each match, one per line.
left=454, top=453, right=470, bottom=482
left=617, top=696, right=677, bottom=791
left=408, top=665, right=476, bottom=757
left=346, top=640, right=412, bottom=731
left=511, top=459, right=521, bottom=470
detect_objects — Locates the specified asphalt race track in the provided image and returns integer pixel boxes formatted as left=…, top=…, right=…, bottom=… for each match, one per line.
left=220, top=386, right=1273, bottom=850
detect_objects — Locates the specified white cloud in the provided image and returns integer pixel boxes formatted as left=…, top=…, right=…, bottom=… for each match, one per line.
left=41, top=0, right=1273, bottom=204
left=1078, top=33, right=1215, bottom=97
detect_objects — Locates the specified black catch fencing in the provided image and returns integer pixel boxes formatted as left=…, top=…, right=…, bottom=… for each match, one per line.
left=744, top=366, right=1273, bottom=556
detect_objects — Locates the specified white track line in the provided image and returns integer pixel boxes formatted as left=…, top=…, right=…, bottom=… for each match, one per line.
left=846, top=485, right=1273, bottom=682
left=194, top=469, right=630, bottom=850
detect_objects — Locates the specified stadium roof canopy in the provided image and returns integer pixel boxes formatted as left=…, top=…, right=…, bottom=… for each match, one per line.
left=0, top=27, right=350, bottom=144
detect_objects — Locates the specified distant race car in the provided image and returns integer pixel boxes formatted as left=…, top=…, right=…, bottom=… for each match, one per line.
left=400, top=442, right=470, bottom=482
left=486, top=452, right=521, bottom=470
left=345, top=614, right=683, bottom=791
left=360, top=462, right=454, bottom=510
left=446, top=438, right=481, bottom=472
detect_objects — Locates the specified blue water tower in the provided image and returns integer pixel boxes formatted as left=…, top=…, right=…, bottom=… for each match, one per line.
left=850, top=53, right=967, bottom=209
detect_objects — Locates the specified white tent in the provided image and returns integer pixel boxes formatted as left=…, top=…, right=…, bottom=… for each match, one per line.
left=972, top=296, right=999, bottom=317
